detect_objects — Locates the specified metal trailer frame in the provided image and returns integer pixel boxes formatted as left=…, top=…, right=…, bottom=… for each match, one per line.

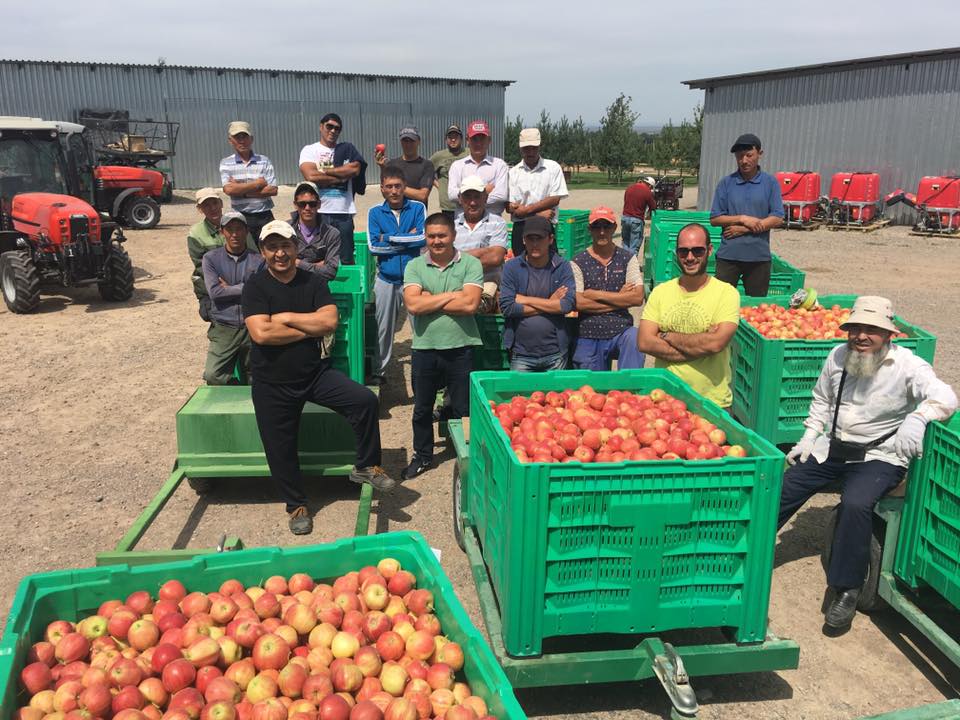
left=94, top=387, right=376, bottom=566
left=447, top=419, right=800, bottom=720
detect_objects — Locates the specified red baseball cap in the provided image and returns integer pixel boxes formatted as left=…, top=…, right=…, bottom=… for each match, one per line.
left=467, top=120, right=490, bottom=138
left=588, top=206, right=617, bottom=225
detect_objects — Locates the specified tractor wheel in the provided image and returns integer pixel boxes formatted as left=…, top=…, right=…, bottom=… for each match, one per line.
left=124, top=197, right=161, bottom=230
left=820, top=504, right=884, bottom=612
left=0, top=251, right=41, bottom=313
left=98, top=246, right=135, bottom=301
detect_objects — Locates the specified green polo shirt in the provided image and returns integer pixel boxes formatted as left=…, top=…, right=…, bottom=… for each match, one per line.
left=404, top=251, right=483, bottom=350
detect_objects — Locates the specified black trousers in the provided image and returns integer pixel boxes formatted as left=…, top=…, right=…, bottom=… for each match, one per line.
left=411, top=347, right=472, bottom=460
left=715, top=258, right=771, bottom=297
left=778, top=457, right=905, bottom=589
left=251, top=363, right=381, bottom=512
left=241, top=210, right=275, bottom=246
left=323, top=213, right=355, bottom=264
left=510, top=221, right=526, bottom=257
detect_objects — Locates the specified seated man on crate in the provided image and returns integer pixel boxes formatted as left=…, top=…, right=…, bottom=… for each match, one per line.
left=571, top=206, right=646, bottom=371
left=242, top=220, right=395, bottom=536
left=201, top=211, right=264, bottom=385
left=499, top=216, right=577, bottom=372
left=777, top=296, right=956, bottom=630
left=401, top=212, right=483, bottom=480
left=637, top=223, right=740, bottom=409
left=454, top=175, right=509, bottom=314
left=287, top=181, right=341, bottom=281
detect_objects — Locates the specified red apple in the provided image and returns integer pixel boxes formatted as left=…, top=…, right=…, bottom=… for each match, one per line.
left=331, top=662, right=363, bottom=694
left=252, top=634, right=291, bottom=671
left=159, top=580, right=187, bottom=604
left=245, top=673, right=279, bottom=704
left=112, top=684, right=145, bottom=713
left=127, top=619, right=160, bottom=652
left=374, top=144, right=386, bottom=154
left=302, top=673, right=335, bottom=705
left=77, top=683, right=112, bottom=716
left=20, top=661, right=53, bottom=695
left=162, top=658, right=196, bottom=694
left=354, top=645, right=382, bottom=677
left=180, top=592, right=211, bottom=618
left=436, top=642, right=463, bottom=671
left=225, top=658, right=257, bottom=691
left=319, top=694, right=351, bottom=720
left=54, top=633, right=90, bottom=665
left=375, top=632, right=405, bottom=662
left=109, top=657, right=143, bottom=688
left=384, top=697, right=418, bottom=720
left=379, top=662, right=408, bottom=697
left=425, top=663, right=453, bottom=691
left=138, top=676, right=168, bottom=706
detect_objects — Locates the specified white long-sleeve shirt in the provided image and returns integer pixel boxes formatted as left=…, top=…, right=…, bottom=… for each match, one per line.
left=447, top=154, right=509, bottom=216
left=804, top=344, right=958, bottom=467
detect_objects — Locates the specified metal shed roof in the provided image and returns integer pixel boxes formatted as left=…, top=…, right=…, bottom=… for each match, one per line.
left=683, top=46, right=960, bottom=89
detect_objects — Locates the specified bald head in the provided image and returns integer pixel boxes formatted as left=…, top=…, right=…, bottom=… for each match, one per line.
left=677, top=223, right=710, bottom=245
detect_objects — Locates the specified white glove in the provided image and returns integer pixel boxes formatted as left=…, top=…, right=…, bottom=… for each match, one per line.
left=894, top=413, right=927, bottom=460
left=786, top=430, right=818, bottom=466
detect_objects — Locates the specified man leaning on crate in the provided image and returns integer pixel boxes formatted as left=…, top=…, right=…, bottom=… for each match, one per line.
left=778, top=296, right=957, bottom=631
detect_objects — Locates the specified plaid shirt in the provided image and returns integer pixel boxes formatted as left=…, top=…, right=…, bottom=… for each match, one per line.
left=218, top=153, right=277, bottom=214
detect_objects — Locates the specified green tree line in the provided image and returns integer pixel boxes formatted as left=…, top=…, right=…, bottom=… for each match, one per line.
left=505, top=95, right=702, bottom=184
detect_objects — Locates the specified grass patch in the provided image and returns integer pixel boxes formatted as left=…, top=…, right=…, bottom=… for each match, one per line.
left=565, top=171, right=698, bottom=191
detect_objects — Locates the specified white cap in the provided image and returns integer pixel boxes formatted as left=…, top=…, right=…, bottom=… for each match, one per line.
left=259, top=220, right=297, bottom=241
left=228, top=121, right=252, bottom=136
left=519, top=128, right=541, bottom=147
left=841, top=296, right=898, bottom=333
left=459, top=175, right=487, bottom=194
left=195, top=187, right=221, bottom=205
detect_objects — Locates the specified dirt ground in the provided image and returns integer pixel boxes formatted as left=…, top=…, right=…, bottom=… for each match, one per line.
left=1, top=184, right=959, bottom=719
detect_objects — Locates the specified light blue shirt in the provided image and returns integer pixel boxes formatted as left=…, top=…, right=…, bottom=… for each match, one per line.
left=710, top=168, right=784, bottom=262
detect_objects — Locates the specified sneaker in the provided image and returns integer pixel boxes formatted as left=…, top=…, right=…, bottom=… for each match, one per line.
left=401, top=455, right=434, bottom=481
left=350, top=465, right=396, bottom=492
left=288, top=506, right=313, bottom=535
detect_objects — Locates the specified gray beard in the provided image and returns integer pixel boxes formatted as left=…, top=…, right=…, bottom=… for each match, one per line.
left=844, top=342, right=891, bottom=378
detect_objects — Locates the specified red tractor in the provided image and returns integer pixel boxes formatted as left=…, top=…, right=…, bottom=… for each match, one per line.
left=0, top=116, right=134, bottom=313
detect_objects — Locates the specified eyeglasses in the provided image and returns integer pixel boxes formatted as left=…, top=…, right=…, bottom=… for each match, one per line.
left=296, top=200, right=319, bottom=208
left=676, top=246, right=708, bottom=258
left=323, top=123, right=342, bottom=132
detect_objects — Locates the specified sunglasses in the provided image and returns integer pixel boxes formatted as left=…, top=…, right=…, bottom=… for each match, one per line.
left=590, top=221, right=615, bottom=230
left=323, top=123, right=342, bottom=132
left=296, top=200, right=319, bottom=209
left=676, top=246, right=708, bottom=258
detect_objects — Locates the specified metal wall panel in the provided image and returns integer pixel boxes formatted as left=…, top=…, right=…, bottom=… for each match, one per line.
left=0, top=60, right=508, bottom=188
left=695, top=56, right=960, bottom=224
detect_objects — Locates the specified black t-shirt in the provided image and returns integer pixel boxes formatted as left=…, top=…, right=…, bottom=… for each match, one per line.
left=385, top=156, right=435, bottom=190
left=241, top=268, right=336, bottom=384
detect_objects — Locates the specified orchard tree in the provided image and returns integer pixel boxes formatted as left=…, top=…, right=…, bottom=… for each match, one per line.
left=504, top=114, right=523, bottom=165
left=595, top=93, right=641, bottom=183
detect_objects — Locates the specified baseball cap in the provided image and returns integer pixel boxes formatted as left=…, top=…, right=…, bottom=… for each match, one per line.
left=459, top=176, right=486, bottom=195
left=519, top=128, right=541, bottom=147
left=730, top=133, right=761, bottom=152
left=399, top=126, right=420, bottom=140
left=467, top=120, right=490, bottom=138
left=840, top=296, right=898, bottom=333
left=294, top=181, right=321, bottom=197
left=228, top=121, right=252, bottom=137
left=446, top=124, right=462, bottom=136
left=260, top=220, right=297, bottom=242
left=195, top=188, right=221, bottom=205
left=522, top=216, right=553, bottom=239
left=220, top=211, right=247, bottom=227
left=588, top=206, right=617, bottom=226
left=643, top=176, right=657, bottom=187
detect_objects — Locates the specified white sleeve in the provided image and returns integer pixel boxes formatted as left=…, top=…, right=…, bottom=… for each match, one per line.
left=571, top=262, right=585, bottom=293
left=298, top=145, right=315, bottom=166
left=909, top=359, right=959, bottom=423
left=805, top=348, right=839, bottom=435
left=550, top=162, right=569, bottom=198
left=625, top=255, right=642, bottom=286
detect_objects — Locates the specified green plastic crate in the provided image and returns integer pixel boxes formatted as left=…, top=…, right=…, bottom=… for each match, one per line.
left=645, top=210, right=806, bottom=297
left=0, top=532, right=527, bottom=720
left=328, top=264, right=365, bottom=383
left=858, top=700, right=960, bottom=719
left=731, top=294, right=937, bottom=446
left=353, top=231, right=375, bottom=303
left=466, top=369, right=785, bottom=658
left=475, top=314, right=509, bottom=370
left=894, top=413, right=960, bottom=609
left=555, top=209, right=591, bottom=258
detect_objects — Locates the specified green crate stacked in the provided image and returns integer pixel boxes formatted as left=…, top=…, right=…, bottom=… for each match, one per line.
left=731, top=294, right=936, bottom=446
left=352, top=231, right=375, bottom=304
left=555, top=209, right=591, bottom=258
left=645, top=210, right=805, bottom=296
left=0, top=533, right=528, bottom=720
left=475, top=314, right=509, bottom=370
left=894, top=413, right=960, bottom=609
left=328, top=264, right=365, bottom=384
left=466, top=368, right=785, bottom=658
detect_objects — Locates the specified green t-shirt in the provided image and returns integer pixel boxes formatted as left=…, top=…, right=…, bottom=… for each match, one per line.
left=403, top=252, right=483, bottom=350
left=429, top=147, right=469, bottom=212
left=640, top=276, right=740, bottom=407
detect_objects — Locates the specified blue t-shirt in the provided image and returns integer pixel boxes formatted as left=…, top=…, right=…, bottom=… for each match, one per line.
left=513, top=264, right=560, bottom=356
left=710, top=169, right=784, bottom=262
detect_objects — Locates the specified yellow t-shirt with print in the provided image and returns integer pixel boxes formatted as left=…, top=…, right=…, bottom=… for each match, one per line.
left=641, top=276, right=740, bottom=407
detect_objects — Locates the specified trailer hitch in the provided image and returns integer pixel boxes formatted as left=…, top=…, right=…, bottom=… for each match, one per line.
left=644, top=639, right=699, bottom=719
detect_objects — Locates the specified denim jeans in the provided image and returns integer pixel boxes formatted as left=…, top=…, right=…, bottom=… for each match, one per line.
left=411, top=347, right=473, bottom=460
left=620, top=216, right=645, bottom=254
left=572, top=327, right=645, bottom=371
left=509, top=350, right=568, bottom=372
left=323, top=213, right=355, bottom=264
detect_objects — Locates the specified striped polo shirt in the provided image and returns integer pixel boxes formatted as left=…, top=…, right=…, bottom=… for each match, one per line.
left=218, top=152, right=277, bottom=214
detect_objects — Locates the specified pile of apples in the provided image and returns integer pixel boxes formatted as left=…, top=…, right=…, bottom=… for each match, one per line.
left=738, top=304, right=858, bottom=340
left=490, top=387, right=747, bottom=464
left=15, top=560, right=496, bottom=720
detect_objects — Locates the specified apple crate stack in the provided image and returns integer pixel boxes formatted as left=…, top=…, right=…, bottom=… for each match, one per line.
left=1, top=532, right=527, bottom=720
left=730, top=294, right=937, bottom=446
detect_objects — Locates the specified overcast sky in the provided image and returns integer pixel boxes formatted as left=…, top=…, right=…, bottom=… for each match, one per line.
left=5, top=1, right=959, bottom=127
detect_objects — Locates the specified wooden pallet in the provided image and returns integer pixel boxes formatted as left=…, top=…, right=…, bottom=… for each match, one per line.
left=786, top=221, right=823, bottom=231
left=909, top=228, right=960, bottom=238
left=826, top=218, right=891, bottom=233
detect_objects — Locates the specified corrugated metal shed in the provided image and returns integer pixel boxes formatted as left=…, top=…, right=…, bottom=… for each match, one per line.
left=0, top=59, right=512, bottom=189
left=684, top=47, right=960, bottom=224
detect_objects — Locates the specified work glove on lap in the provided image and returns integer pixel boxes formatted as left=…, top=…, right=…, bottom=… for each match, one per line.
left=786, top=430, right=819, bottom=466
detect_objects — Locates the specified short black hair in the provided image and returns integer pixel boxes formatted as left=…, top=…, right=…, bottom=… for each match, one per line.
left=424, top=212, right=455, bottom=235
left=677, top=223, right=711, bottom=244
left=320, top=112, right=343, bottom=127
left=380, top=166, right=405, bottom=184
